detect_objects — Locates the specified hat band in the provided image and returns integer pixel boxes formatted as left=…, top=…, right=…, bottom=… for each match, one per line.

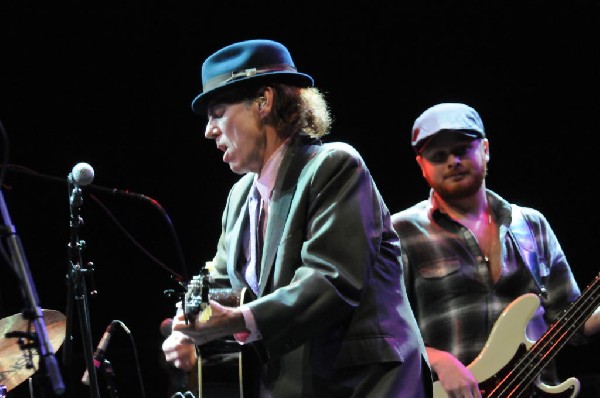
left=203, top=63, right=298, bottom=92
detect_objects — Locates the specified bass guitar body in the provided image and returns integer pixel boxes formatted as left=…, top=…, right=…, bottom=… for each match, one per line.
left=433, top=294, right=580, bottom=398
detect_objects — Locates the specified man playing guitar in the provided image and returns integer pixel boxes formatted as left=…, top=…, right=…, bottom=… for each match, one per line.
left=392, top=103, right=600, bottom=398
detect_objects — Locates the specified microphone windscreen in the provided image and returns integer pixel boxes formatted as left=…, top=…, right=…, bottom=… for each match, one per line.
left=160, top=318, right=173, bottom=337
left=71, top=162, right=95, bottom=186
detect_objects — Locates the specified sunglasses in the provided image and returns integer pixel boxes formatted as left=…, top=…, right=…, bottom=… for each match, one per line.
left=419, top=139, right=482, bottom=164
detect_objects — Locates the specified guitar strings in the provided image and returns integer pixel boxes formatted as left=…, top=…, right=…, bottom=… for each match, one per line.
left=489, top=272, right=600, bottom=397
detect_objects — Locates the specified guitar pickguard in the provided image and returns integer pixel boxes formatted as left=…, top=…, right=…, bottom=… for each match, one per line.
left=432, top=293, right=582, bottom=398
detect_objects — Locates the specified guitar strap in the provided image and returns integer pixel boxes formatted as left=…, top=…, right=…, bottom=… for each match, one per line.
left=508, top=204, right=548, bottom=297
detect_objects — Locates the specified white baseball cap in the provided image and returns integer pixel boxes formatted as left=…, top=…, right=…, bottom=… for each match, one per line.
left=411, top=103, right=485, bottom=151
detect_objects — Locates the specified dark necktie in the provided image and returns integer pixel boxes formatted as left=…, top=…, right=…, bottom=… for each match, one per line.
left=246, top=186, right=263, bottom=294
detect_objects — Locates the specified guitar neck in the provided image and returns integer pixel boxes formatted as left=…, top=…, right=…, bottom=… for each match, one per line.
left=184, top=271, right=242, bottom=319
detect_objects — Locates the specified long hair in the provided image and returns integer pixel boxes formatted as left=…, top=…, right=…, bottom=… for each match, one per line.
left=267, top=84, right=332, bottom=139
left=211, top=81, right=333, bottom=139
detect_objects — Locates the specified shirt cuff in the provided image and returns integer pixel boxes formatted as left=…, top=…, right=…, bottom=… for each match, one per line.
left=233, top=304, right=262, bottom=344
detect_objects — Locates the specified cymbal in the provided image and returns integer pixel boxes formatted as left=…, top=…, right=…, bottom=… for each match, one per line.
left=0, top=309, right=66, bottom=391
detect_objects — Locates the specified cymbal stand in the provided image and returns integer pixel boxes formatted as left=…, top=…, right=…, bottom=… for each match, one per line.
left=100, top=359, right=119, bottom=398
left=0, top=190, right=65, bottom=395
left=64, top=180, right=101, bottom=398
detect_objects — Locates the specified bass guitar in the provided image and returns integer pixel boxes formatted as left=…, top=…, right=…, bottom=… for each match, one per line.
left=433, top=272, right=600, bottom=398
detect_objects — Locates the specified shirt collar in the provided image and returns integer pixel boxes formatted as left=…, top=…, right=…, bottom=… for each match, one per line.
left=428, top=188, right=513, bottom=226
left=254, top=138, right=290, bottom=200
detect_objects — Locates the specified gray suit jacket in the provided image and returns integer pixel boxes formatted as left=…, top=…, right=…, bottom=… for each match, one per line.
left=210, top=135, right=432, bottom=397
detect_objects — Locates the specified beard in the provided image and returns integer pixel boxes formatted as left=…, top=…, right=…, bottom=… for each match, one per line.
left=432, top=169, right=486, bottom=202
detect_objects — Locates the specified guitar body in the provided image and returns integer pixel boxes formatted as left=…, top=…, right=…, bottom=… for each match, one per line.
left=433, top=294, right=580, bottom=398
left=194, top=336, right=242, bottom=398
left=194, top=286, right=254, bottom=398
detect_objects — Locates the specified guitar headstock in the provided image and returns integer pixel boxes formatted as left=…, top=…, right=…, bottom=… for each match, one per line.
left=182, top=264, right=243, bottom=325
left=184, top=268, right=211, bottom=322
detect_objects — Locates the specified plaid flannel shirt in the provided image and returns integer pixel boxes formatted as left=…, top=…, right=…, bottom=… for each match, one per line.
left=392, top=189, right=582, bottom=382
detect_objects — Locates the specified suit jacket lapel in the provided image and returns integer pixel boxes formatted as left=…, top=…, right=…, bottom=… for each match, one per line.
left=228, top=178, right=254, bottom=284
left=258, top=136, right=320, bottom=295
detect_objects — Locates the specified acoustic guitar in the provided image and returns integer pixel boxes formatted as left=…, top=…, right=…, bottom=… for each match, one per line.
left=183, top=269, right=249, bottom=398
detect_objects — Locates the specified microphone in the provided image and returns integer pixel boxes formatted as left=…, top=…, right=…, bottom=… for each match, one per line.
left=69, top=162, right=95, bottom=186
left=160, top=318, right=173, bottom=337
left=81, top=320, right=118, bottom=385
left=68, top=162, right=95, bottom=208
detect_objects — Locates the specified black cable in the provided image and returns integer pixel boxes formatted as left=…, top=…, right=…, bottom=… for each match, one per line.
left=89, top=193, right=184, bottom=283
left=0, top=120, right=17, bottom=278
left=0, top=119, right=10, bottom=190
left=114, top=320, right=146, bottom=398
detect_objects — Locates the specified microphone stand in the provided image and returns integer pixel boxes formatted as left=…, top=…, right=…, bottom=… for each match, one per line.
left=0, top=189, right=66, bottom=395
left=65, top=179, right=101, bottom=398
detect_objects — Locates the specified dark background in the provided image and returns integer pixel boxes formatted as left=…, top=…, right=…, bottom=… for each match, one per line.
left=1, top=1, right=599, bottom=397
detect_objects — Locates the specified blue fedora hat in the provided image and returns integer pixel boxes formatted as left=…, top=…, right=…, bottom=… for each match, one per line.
left=191, top=39, right=314, bottom=115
